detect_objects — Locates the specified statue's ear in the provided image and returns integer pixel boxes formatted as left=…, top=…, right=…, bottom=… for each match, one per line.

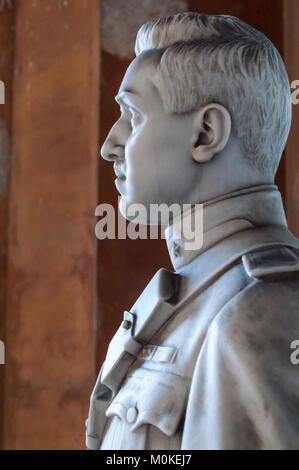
left=191, top=103, right=231, bottom=163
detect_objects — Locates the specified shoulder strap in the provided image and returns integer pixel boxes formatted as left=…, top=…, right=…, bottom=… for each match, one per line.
left=242, top=245, right=299, bottom=280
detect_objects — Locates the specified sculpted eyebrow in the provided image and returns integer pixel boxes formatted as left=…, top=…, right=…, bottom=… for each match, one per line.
left=115, top=91, right=143, bottom=109
left=115, top=95, right=129, bottom=107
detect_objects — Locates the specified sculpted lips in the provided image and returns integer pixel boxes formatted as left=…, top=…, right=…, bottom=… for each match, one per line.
left=114, top=163, right=126, bottom=180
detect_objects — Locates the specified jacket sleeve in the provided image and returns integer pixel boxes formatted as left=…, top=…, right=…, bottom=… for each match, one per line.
left=181, top=279, right=299, bottom=450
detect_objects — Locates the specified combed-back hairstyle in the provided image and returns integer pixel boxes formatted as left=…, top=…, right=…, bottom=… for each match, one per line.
left=135, top=13, right=292, bottom=176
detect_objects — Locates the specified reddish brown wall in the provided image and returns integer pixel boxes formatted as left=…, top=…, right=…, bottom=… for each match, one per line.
left=0, top=0, right=15, bottom=451
left=284, top=0, right=299, bottom=237
left=3, top=0, right=99, bottom=450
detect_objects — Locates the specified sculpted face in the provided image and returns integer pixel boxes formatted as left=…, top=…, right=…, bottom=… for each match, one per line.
left=101, top=51, right=201, bottom=223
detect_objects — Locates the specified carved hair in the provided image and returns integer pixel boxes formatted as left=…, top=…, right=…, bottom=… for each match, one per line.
left=135, top=13, right=291, bottom=176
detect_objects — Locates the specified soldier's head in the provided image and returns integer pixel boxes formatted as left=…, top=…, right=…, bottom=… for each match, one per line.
left=101, top=12, right=291, bottom=222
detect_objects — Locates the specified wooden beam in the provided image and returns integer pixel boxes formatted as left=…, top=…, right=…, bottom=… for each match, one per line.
left=0, top=0, right=15, bottom=451
left=3, top=0, right=99, bottom=449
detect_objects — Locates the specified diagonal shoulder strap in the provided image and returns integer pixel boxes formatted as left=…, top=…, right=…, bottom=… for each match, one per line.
left=101, top=268, right=180, bottom=392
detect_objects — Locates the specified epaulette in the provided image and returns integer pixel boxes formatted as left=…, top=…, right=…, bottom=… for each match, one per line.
left=242, top=245, right=299, bottom=280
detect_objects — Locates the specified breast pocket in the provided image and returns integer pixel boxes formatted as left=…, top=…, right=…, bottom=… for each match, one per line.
left=105, top=367, right=189, bottom=437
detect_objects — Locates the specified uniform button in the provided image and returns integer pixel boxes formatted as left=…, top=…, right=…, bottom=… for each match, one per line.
left=121, top=319, right=132, bottom=330
left=173, top=242, right=181, bottom=258
left=126, top=407, right=138, bottom=424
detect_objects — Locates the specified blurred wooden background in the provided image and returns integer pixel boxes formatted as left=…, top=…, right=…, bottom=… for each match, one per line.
left=0, top=0, right=298, bottom=450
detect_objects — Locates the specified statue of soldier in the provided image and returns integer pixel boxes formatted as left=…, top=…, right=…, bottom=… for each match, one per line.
left=86, top=12, right=299, bottom=450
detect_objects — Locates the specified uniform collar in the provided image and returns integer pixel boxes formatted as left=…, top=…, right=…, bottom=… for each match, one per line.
left=165, top=184, right=288, bottom=271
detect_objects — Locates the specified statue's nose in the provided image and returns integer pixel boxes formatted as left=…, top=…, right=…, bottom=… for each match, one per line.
left=101, top=140, right=124, bottom=162
left=100, top=120, right=126, bottom=162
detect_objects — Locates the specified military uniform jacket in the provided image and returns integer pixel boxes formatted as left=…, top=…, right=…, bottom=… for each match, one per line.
left=86, top=186, right=299, bottom=450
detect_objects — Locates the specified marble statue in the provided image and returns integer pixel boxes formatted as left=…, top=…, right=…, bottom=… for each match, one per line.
left=86, top=12, right=299, bottom=450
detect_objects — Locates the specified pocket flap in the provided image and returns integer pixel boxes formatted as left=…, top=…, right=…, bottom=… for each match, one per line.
left=105, top=369, right=188, bottom=437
